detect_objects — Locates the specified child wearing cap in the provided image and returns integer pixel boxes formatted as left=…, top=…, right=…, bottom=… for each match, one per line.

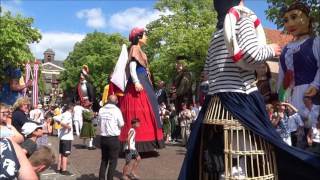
left=20, top=121, right=44, bottom=157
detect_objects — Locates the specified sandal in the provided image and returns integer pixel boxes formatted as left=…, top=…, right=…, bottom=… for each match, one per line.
left=122, top=175, right=130, bottom=180
left=129, top=173, right=140, bottom=179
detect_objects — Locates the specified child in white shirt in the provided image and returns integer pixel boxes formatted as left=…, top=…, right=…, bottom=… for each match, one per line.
left=122, top=118, right=141, bottom=180
left=54, top=103, right=74, bottom=176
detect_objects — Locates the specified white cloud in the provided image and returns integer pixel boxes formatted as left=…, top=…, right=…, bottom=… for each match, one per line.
left=29, top=32, right=85, bottom=60
left=109, top=8, right=173, bottom=31
left=76, top=8, right=106, bottom=28
left=1, top=1, right=24, bottom=15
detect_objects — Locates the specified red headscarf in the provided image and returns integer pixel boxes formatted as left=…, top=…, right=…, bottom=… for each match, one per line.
left=129, top=27, right=145, bottom=42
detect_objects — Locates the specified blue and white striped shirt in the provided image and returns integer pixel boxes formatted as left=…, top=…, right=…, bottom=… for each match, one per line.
left=204, top=17, right=275, bottom=95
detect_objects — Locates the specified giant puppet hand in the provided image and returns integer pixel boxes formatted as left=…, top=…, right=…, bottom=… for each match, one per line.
left=269, top=44, right=282, bottom=57
left=304, top=86, right=319, bottom=97
left=134, top=82, right=143, bottom=92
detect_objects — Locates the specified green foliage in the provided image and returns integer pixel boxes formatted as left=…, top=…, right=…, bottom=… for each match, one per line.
left=266, top=0, right=320, bottom=33
left=146, top=0, right=217, bottom=84
left=60, top=32, right=128, bottom=96
left=38, top=69, right=46, bottom=96
left=0, top=10, right=42, bottom=81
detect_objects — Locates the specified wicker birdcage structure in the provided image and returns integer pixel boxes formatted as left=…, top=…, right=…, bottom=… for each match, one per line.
left=201, top=96, right=278, bottom=180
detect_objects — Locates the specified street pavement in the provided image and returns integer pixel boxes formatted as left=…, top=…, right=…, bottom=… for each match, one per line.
left=40, top=135, right=186, bottom=180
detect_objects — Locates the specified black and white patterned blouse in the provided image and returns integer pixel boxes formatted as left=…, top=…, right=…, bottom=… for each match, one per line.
left=0, top=138, right=20, bottom=179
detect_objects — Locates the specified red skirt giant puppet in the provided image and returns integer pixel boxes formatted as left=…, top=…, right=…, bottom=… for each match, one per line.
left=118, top=27, right=164, bottom=152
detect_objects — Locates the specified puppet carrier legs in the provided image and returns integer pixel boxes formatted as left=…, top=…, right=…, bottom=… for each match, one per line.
left=201, top=96, right=277, bottom=180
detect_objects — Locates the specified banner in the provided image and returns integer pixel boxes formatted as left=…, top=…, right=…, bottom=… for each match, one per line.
left=23, top=63, right=31, bottom=96
left=32, top=63, right=39, bottom=107
left=110, top=44, right=128, bottom=92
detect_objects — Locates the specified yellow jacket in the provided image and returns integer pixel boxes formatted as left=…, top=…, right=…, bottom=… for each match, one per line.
left=101, top=84, right=109, bottom=105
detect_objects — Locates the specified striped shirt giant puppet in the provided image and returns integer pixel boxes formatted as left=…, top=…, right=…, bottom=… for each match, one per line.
left=179, top=1, right=320, bottom=180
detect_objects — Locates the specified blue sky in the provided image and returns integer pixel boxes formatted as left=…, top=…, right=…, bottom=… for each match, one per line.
left=1, top=0, right=278, bottom=60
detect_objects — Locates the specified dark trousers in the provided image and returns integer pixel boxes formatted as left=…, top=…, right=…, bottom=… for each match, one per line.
left=99, top=136, right=120, bottom=180
left=291, top=131, right=298, bottom=147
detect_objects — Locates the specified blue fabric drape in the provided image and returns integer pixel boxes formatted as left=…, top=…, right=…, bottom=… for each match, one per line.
left=179, top=92, right=320, bottom=180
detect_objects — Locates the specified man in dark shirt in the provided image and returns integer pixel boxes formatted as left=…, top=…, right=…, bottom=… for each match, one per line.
left=170, top=56, right=193, bottom=113
left=12, top=97, right=30, bottom=133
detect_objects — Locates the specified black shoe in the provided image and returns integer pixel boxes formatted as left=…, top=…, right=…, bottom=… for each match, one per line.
left=80, top=144, right=87, bottom=149
left=88, top=146, right=96, bottom=150
left=60, top=171, right=73, bottom=176
left=55, top=169, right=62, bottom=174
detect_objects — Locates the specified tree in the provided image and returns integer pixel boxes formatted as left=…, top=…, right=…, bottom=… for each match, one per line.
left=60, top=32, right=128, bottom=96
left=266, top=0, right=320, bottom=33
left=145, top=0, right=217, bottom=85
left=0, top=9, right=42, bottom=81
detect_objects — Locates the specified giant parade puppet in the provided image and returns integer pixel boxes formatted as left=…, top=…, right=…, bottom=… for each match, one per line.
left=74, top=65, right=99, bottom=149
left=111, top=28, right=164, bottom=152
left=179, top=1, right=320, bottom=180
left=277, top=2, right=320, bottom=112
left=75, top=65, right=99, bottom=112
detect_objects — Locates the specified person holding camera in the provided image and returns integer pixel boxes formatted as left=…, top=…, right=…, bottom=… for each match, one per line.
left=273, top=102, right=304, bottom=146
left=282, top=102, right=304, bottom=147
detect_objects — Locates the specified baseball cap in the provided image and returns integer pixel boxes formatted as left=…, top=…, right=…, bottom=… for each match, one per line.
left=21, top=122, right=43, bottom=136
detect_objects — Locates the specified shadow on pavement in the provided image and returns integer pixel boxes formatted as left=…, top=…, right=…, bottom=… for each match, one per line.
left=73, top=144, right=88, bottom=149
left=76, top=173, right=98, bottom=180
left=140, top=151, right=160, bottom=158
left=118, top=150, right=160, bottom=159
left=73, top=135, right=102, bottom=149
left=175, top=149, right=186, bottom=155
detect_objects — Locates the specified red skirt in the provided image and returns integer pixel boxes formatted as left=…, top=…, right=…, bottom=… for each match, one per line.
left=119, top=84, right=164, bottom=152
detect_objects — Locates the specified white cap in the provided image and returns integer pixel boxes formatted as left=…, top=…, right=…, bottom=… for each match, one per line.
left=21, top=122, right=43, bottom=136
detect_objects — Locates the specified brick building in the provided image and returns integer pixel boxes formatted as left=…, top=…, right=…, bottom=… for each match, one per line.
left=41, top=48, right=64, bottom=105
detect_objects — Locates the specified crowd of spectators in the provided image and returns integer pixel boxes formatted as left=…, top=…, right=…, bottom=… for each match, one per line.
left=256, top=63, right=320, bottom=154
left=0, top=100, right=56, bottom=179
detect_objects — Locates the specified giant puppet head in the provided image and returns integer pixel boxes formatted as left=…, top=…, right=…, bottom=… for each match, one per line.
left=80, top=65, right=89, bottom=82
left=78, top=65, right=92, bottom=108
left=175, top=56, right=188, bottom=73
left=129, top=27, right=146, bottom=45
left=214, top=0, right=241, bottom=29
left=281, top=2, right=312, bottom=38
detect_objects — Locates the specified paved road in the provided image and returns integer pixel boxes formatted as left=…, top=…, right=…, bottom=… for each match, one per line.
left=40, top=135, right=186, bottom=180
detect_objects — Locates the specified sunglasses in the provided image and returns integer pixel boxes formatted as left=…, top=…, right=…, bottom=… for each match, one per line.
left=0, top=111, right=9, bottom=115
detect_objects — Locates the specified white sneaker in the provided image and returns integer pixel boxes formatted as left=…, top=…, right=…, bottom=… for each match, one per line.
left=219, top=173, right=225, bottom=180
left=231, top=166, right=245, bottom=179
